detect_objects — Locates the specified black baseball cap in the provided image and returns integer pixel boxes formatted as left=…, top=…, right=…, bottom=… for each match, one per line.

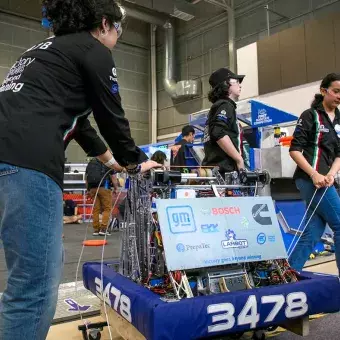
left=209, top=68, right=245, bottom=88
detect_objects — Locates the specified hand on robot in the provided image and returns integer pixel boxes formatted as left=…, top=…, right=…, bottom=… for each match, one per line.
left=236, top=158, right=245, bottom=171
left=140, top=160, right=163, bottom=173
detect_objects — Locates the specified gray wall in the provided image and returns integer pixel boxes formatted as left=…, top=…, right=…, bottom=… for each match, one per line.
left=0, top=12, right=48, bottom=82
left=156, top=0, right=340, bottom=137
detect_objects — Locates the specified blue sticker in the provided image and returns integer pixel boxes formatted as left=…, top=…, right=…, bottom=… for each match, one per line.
left=111, top=83, right=119, bottom=94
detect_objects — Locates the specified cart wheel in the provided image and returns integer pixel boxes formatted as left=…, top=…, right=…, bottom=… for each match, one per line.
left=88, top=329, right=101, bottom=340
left=252, top=330, right=265, bottom=340
left=266, top=326, right=278, bottom=332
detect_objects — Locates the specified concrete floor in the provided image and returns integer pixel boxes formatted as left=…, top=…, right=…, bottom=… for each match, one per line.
left=1, top=223, right=339, bottom=340
left=0, top=223, right=122, bottom=291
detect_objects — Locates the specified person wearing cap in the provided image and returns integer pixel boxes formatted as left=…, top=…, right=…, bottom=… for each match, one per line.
left=202, top=68, right=245, bottom=173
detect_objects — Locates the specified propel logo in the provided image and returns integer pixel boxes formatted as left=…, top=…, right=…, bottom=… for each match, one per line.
left=176, top=243, right=210, bottom=252
left=252, top=204, right=272, bottom=226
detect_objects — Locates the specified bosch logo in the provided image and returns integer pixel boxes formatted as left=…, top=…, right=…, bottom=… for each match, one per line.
left=252, top=204, right=272, bottom=226
left=212, top=207, right=240, bottom=215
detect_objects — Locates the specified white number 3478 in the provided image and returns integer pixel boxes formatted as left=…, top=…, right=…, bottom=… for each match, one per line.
left=207, top=293, right=308, bottom=333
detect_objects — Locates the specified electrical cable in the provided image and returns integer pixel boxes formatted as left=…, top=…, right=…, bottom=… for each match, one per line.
left=100, top=190, right=122, bottom=340
left=74, top=168, right=115, bottom=338
left=287, top=187, right=328, bottom=258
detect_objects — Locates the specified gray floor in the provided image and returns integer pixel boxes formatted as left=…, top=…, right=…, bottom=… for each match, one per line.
left=0, top=223, right=122, bottom=292
left=271, top=313, right=340, bottom=340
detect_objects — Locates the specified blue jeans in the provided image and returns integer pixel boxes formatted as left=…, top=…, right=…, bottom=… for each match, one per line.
left=0, top=163, right=63, bottom=340
left=289, top=178, right=340, bottom=274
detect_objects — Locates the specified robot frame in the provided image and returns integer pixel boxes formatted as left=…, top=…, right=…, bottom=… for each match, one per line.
left=83, top=168, right=340, bottom=340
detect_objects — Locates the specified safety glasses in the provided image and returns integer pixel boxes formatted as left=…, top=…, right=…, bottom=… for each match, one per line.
left=114, top=22, right=123, bottom=39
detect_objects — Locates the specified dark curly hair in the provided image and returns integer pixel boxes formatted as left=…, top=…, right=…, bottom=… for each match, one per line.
left=42, top=0, right=124, bottom=36
left=208, top=81, right=231, bottom=103
left=311, top=73, right=340, bottom=108
left=151, top=151, right=167, bottom=165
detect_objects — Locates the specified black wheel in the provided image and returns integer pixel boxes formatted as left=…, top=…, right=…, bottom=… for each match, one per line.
left=252, top=330, right=265, bottom=340
left=266, top=326, right=278, bottom=332
left=208, top=333, right=244, bottom=340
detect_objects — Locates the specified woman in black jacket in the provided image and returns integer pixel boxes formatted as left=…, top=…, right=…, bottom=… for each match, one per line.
left=202, top=68, right=245, bottom=173
left=0, top=1, right=159, bottom=339
left=289, top=73, right=340, bottom=274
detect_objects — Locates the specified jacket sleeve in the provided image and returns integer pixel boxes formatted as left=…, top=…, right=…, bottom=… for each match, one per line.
left=289, top=110, right=314, bottom=152
left=72, top=118, right=108, bottom=157
left=82, top=43, right=148, bottom=166
left=209, top=102, right=236, bottom=142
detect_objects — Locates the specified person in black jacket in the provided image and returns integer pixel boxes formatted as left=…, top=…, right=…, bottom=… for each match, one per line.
left=289, top=73, right=340, bottom=274
left=0, top=1, right=160, bottom=339
left=171, top=125, right=195, bottom=171
left=202, top=68, right=245, bottom=173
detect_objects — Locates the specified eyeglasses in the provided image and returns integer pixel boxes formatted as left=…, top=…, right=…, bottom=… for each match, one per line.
left=114, top=22, right=123, bottom=38
left=229, top=78, right=240, bottom=85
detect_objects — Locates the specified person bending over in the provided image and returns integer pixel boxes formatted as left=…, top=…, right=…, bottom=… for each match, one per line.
left=86, top=157, right=118, bottom=236
left=0, top=1, right=160, bottom=339
left=202, top=68, right=245, bottom=173
left=289, top=73, right=340, bottom=274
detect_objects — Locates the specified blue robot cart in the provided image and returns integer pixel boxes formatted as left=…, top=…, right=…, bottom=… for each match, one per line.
left=83, top=262, right=340, bottom=340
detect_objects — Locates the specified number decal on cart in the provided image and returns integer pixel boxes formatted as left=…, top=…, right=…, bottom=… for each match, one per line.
left=261, top=295, right=285, bottom=322
left=207, top=303, right=235, bottom=333
left=285, top=292, right=308, bottom=318
left=207, top=293, right=308, bottom=333
left=95, top=277, right=132, bottom=322
left=238, top=295, right=260, bottom=329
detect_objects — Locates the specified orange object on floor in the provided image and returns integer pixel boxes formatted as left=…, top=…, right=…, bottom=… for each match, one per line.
left=83, top=240, right=108, bottom=246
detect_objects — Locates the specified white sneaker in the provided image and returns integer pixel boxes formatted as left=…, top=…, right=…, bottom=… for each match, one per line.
left=93, top=232, right=99, bottom=236
left=99, top=230, right=111, bottom=236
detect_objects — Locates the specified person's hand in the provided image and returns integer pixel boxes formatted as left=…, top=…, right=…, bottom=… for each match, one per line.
left=325, top=173, right=335, bottom=187
left=236, top=158, right=245, bottom=171
left=140, top=160, right=163, bottom=173
left=311, top=172, right=327, bottom=189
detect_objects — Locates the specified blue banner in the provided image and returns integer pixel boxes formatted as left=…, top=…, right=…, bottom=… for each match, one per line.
left=250, top=101, right=297, bottom=128
left=83, top=262, right=340, bottom=340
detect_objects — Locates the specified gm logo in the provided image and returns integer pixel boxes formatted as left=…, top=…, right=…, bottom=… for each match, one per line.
left=252, top=204, right=272, bottom=226
left=176, top=243, right=186, bottom=252
left=201, top=224, right=219, bottom=233
left=166, top=205, right=196, bottom=234
left=257, top=233, right=266, bottom=245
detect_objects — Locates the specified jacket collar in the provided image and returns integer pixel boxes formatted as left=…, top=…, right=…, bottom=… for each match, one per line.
left=315, top=102, right=340, bottom=120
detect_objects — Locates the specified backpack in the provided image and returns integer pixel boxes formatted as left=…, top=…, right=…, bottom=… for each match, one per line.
left=86, top=159, right=111, bottom=186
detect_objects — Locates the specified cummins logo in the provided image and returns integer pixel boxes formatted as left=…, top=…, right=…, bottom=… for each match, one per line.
left=252, top=204, right=272, bottom=225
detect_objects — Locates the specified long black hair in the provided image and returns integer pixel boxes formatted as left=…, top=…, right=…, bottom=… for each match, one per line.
left=208, top=81, right=231, bottom=104
left=312, top=73, right=340, bottom=108
left=42, top=0, right=124, bottom=36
